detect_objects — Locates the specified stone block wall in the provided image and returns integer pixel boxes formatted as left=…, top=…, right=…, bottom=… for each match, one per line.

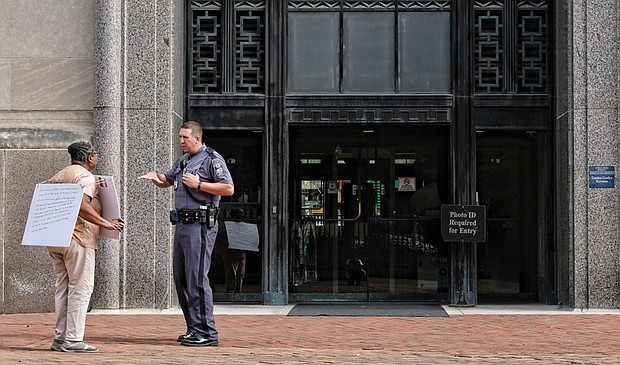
left=0, top=0, right=95, bottom=149
left=0, top=0, right=96, bottom=313
left=0, top=0, right=185, bottom=313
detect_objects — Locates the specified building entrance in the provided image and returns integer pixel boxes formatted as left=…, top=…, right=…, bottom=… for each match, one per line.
left=475, top=131, right=550, bottom=302
left=290, top=126, right=450, bottom=302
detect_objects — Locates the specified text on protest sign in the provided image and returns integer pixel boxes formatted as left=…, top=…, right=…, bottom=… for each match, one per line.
left=22, top=184, right=84, bottom=247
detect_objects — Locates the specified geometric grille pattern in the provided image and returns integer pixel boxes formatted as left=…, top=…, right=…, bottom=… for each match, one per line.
left=191, top=1, right=223, bottom=93
left=288, top=107, right=451, bottom=123
left=190, top=0, right=265, bottom=95
left=517, top=0, right=548, bottom=93
left=288, top=0, right=451, bottom=11
left=235, top=1, right=265, bottom=94
left=474, top=0, right=504, bottom=93
left=288, top=0, right=341, bottom=10
left=342, top=1, right=396, bottom=10
left=398, top=0, right=451, bottom=11
left=473, top=0, right=548, bottom=94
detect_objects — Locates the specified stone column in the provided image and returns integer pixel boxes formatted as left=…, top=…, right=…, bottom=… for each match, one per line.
left=92, top=0, right=123, bottom=309
left=93, top=0, right=185, bottom=309
left=567, top=0, right=620, bottom=308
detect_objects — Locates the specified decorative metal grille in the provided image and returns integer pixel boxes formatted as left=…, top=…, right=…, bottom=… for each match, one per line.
left=342, top=1, right=396, bottom=10
left=191, top=1, right=222, bottom=93
left=235, top=1, right=265, bottom=94
left=288, top=0, right=341, bottom=10
left=288, top=107, right=451, bottom=123
left=474, top=0, right=548, bottom=94
left=517, top=0, right=548, bottom=93
left=398, top=0, right=450, bottom=10
left=190, top=0, right=265, bottom=95
left=288, top=0, right=449, bottom=11
left=474, top=0, right=504, bottom=93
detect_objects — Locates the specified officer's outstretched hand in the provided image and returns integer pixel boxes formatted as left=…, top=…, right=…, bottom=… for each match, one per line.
left=138, top=171, right=163, bottom=184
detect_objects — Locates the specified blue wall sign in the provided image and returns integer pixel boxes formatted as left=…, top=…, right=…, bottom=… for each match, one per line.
left=589, top=166, right=615, bottom=188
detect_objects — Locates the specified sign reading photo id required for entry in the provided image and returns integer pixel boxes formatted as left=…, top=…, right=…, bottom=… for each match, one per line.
left=441, top=205, right=486, bottom=243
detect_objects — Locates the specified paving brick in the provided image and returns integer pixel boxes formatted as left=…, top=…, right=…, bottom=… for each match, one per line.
left=1, top=312, right=620, bottom=364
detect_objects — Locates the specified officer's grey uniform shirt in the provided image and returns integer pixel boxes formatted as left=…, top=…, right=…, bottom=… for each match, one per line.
left=164, top=144, right=234, bottom=210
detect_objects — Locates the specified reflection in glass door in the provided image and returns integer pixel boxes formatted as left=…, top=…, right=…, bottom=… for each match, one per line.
left=204, top=131, right=263, bottom=301
left=476, top=131, right=548, bottom=302
left=290, top=126, right=450, bottom=302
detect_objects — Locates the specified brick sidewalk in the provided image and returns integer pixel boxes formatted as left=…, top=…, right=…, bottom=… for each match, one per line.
left=2, top=311, right=620, bottom=364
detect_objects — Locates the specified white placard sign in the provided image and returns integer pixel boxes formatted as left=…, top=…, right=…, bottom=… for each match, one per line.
left=224, top=221, right=259, bottom=252
left=21, top=184, right=84, bottom=247
left=95, top=175, right=121, bottom=240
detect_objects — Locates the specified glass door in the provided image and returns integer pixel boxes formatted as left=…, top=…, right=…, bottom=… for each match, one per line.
left=476, top=131, right=548, bottom=302
left=205, top=130, right=263, bottom=301
left=290, top=126, right=450, bottom=302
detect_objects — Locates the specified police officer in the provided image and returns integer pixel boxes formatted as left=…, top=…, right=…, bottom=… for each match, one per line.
left=138, top=121, right=234, bottom=347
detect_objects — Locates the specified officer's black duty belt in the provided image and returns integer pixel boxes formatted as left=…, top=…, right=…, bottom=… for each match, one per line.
left=176, top=208, right=219, bottom=225
left=178, top=209, right=204, bottom=224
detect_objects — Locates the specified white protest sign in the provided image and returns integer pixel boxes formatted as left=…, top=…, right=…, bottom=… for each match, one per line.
left=95, top=175, right=121, bottom=240
left=21, top=184, right=84, bottom=247
left=224, top=221, right=259, bottom=252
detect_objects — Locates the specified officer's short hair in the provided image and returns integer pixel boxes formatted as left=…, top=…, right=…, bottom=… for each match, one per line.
left=181, top=121, right=203, bottom=138
left=68, top=141, right=95, bottom=163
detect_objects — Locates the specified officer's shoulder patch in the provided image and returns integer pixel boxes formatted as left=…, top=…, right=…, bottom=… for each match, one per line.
left=213, top=159, right=225, bottom=177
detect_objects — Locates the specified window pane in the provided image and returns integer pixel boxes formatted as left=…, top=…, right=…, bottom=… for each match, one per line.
left=288, top=13, right=339, bottom=93
left=343, top=12, right=394, bottom=93
left=399, top=12, right=451, bottom=93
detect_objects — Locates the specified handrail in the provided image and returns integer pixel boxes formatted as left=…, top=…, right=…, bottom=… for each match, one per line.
left=300, top=200, right=362, bottom=222
left=373, top=203, right=435, bottom=222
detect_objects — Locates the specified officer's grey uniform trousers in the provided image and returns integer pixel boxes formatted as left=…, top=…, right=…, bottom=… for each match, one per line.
left=173, top=220, right=219, bottom=340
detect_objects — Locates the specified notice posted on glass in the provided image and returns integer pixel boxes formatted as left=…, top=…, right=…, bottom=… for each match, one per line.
left=224, top=221, right=260, bottom=252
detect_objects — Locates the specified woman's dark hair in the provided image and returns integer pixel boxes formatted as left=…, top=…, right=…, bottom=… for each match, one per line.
left=231, top=208, right=245, bottom=219
left=68, top=141, right=95, bottom=163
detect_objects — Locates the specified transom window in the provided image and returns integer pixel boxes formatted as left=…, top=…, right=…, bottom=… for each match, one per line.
left=287, top=0, right=452, bottom=94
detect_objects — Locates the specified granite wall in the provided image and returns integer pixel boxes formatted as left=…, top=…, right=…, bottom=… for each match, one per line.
left=0, top=0, right=95, bottom=149
left=561, top=0, right=620, bottom=308
left=554, top=0, right=573, bottom=308
left=0, top=0, right=96, bottom=313
left=0, top=0, right=185, bottom=313
left=90, top=0, right=186, bottom=310
left=90, top=0, right=186, bottom=309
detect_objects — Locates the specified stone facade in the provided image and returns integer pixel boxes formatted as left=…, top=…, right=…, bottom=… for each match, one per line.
left=554, top=0, right=620, bottom=308
left=0, top=0, right=619, bottom=313
left=0, top=0, right=185, bottom=313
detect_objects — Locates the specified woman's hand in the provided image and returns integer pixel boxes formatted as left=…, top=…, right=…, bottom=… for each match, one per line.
left=106, top=218, right=125, bottom=232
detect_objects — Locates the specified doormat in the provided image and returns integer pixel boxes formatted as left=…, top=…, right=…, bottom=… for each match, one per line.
left=287, top=303, right=448, bottom=317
